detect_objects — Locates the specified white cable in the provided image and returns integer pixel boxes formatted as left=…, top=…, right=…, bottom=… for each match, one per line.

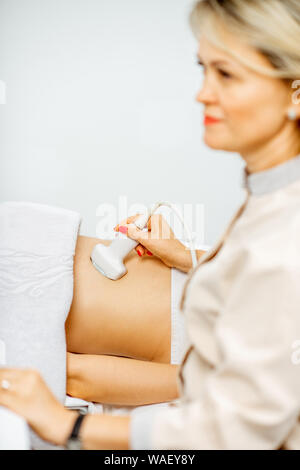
left=148, top=201, right=198, bottom=269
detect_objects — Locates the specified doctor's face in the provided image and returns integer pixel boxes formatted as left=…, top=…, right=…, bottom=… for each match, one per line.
left=196, top=31, right=292, bottom=155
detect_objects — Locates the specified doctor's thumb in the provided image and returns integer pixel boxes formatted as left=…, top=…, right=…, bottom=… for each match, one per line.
left=119, top=225, right=152, bottom=257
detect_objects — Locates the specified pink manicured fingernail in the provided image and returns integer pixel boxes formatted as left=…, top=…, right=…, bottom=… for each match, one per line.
left=119, top=226, right=128, bottom=234
left=147, top=251, right=153, bottom=256
left=137, top=250, right=142, bottom=257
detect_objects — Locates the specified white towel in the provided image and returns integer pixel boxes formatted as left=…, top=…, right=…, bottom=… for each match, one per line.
left=65, top=395, right=103, bottom=414
left=64, top=395, right=172, bottom=418
left=0, top=201, right=81, bottom=450
left=0, top=408, right=30, bottom=450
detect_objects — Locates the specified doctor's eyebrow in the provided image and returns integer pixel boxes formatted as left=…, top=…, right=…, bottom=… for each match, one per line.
left=196, top=55, right=231, bottom=67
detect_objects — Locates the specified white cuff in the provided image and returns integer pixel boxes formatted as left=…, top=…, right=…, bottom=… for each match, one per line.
left=130, top=407, right=161, bottom=449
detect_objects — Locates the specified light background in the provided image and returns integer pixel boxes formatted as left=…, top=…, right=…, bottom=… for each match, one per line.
left=0, top=0, right=246, bottom=246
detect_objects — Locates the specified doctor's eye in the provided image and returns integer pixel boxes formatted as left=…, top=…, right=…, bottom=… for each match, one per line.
left=218, top=69, right=232, bottom=79
left=196, top=60, right=207, bottom=74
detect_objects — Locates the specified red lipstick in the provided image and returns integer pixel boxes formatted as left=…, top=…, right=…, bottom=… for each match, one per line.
left=204, top=115, right=221, bottom=125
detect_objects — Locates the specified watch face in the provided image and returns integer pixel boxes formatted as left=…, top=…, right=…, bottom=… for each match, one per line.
left=67, top=438, right=82, bottom=451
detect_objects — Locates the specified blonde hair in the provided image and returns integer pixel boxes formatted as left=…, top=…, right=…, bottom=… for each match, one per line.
left=189, top=0, right=300, bottom=82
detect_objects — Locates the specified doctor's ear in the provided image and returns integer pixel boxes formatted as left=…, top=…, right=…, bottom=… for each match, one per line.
left=287, top=107, right=300, bottom=122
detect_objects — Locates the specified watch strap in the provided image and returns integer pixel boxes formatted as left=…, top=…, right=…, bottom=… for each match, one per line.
left=70, top=412, right=86, bottom=439
left=66, top=411, right=87, bottom=450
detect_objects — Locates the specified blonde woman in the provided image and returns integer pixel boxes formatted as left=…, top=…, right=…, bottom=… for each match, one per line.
left=1, top=0, right=300, bottom=450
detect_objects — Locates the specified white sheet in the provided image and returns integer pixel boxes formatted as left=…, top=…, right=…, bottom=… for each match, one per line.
left=0, top=408, right=30, bottom=450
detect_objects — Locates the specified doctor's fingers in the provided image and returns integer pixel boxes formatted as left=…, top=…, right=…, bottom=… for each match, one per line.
left=0, top=369, right=40, bottom=408
left=114, top=213, right=172, bottom=236
left=0, top=368, right=26, bottom=385
left=146, top=214, right=175, bottom=239
left=114, top=214, right=142, bottom=232
left=118, top=224, right=153, bottom=256
left=135, top=244, right=152, bottom=257
left=0, top=368, right=41, bottom=390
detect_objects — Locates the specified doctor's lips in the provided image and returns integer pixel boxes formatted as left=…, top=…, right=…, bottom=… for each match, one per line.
left=204, top=115, right=222, bottom=125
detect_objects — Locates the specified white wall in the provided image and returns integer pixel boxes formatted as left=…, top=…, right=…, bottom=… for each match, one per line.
left=0, top=0, right=245, bottom=246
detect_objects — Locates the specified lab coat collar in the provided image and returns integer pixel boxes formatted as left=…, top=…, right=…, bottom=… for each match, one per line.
left=242, top=153, right=300, bottom=196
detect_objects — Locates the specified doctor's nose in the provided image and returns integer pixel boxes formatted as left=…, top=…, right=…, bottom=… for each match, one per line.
left=196, top=79, right=217, bottom=105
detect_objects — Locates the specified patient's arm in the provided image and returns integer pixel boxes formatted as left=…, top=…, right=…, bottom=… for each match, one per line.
left=67, top=352, right=179, bottom=406
left=66, top=235, right=172, bottom=363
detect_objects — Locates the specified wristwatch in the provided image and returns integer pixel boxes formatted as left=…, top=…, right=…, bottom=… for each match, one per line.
left=65, top=411, right=87, bottom=450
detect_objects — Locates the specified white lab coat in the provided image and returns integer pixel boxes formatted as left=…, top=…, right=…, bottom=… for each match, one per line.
left=131, top=154, right=300, bottom=450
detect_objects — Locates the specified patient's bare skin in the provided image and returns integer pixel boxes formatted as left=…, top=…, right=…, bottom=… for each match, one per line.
left=66, top=235, right=172, bottom=364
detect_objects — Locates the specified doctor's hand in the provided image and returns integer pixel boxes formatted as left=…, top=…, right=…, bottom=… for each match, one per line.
left=0, top=368, right=77, bottom=446
left=114, top=213, right=193, bottom=272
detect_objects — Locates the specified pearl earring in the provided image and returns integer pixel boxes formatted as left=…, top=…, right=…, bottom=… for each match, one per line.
left=287, top=108, right=297, bottom=121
